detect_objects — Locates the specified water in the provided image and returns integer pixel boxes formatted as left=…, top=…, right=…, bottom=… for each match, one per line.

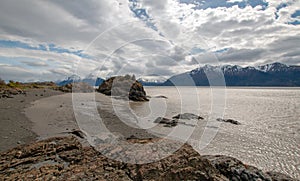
left=130, top=87, right=300, bottom=179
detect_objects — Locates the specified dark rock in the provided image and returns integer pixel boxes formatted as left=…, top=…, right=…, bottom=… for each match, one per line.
left=0, top=136, right=296, bottom=180
left=153, top=95, right=168, bottom=99
left=216, top=118, right=241, bottom=125
left=97, top=75, right=149, bottom=102
left=266, top=171, right=298, bottom=181
left=0, top=136, right=223, bottom=180
left=2, top=94, right=13, bottom=98
left=173, top=113, right=204, bottom=120
left=69, top=129, right=85, bottom=139
left=203, top=155, right=273, bottom=181
left=154, top=117, right=178, bottom=127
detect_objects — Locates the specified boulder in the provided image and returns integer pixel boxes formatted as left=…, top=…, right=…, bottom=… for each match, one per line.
left=266, top=171, right=298, bottom=181
left=0, top=136, right=297, bottom=180
left=203, top=155, right=272, bottom=181
left=154, top=117, right=178, bottom=127
left=97, top=76, right=149, bottom=101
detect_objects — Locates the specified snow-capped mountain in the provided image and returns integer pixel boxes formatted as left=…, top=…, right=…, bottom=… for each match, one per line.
left=257, top=62, right=290, bottom=72
left=57, top=74, right=104, bottom=86
left=138, top=75, right=167, bottom=86
left=56, top=74, right=81, bottom=86
left=163, top=62, right=300, bottom=86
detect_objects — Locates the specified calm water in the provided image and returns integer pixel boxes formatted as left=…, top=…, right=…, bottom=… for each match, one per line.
left=130, top=87, right=300, bottom=179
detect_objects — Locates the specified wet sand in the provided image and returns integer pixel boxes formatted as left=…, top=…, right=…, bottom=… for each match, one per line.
left=1, top=90, right=206, bottom=152
left=0, top=89, right=63, bottom=152
left=24, top=92, right=157, bottom=141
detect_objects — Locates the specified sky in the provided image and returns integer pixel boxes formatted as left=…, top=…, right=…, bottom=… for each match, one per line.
left=0, top=0, right=299, bottom=82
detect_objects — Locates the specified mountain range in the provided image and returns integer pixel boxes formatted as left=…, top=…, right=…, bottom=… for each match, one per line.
left=56, top=74, right=104, bottom=86
left=163, top=62, right=300, bottom=86
left=58, top=62, right=300, bottom=87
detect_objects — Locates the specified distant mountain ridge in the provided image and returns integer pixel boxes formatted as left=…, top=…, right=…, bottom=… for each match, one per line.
left=57, top=74, right=104, bottom=86
left=163, top=62, right=300, bottom=86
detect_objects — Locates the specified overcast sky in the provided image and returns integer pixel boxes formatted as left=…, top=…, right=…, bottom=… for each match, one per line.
left=0, top=0, right=299, bottom=82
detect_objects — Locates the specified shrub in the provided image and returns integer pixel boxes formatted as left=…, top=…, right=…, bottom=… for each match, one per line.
left=0, top=78, right=5, bottom=86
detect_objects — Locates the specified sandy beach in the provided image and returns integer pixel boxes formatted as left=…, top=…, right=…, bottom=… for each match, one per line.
left=24, top=91, right=165, bottom=141
left=1, top=88, right=299, bottom=180
left=0, top=87, right=160, bottom=153
left=0, top=89, right=63, bottom=152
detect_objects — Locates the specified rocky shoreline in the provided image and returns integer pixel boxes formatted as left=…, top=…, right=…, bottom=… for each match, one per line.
left=0, top=82, right=298, bottom=180
left=0, top=136, right=297, bottom=181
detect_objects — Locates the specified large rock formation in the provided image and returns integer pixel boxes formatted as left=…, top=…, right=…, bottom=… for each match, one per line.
left=97, top=75, right=149, bottom=101
left=0, top=136, right=297, bottom=180
left=203, top=155, right=297, bottom=181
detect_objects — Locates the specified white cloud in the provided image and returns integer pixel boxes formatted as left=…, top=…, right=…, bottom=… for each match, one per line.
left=0, top=0, right=299, bottom=82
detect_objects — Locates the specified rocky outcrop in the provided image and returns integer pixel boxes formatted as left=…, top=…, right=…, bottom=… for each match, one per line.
left=97, top=75, right=149, bottom=101
left=154, top=113, right=204, bottom=127
left=0, top=136, right=297, bottom=180
left=0, top=88, right=25, bottom=98
left=203, top=155, right=298, bottom=181
left=0, top=136, right=224, bottom=180
left=266, top=171, right=297, bottom=181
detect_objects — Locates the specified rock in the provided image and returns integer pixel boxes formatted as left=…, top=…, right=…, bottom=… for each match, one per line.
left=2, top=94, right=13, bottom=98
left=172, top=113, right=204, bottom=120
left=154, top=113, right=204, bottom=127
left=203, top=155, right=273, bottom=181
left=266, top=171, right=298, bottom=181
left=97, top=75, right=149, bottom=102
left=153, top=95, right=168, bottom=99
left=154, top=117, right=178, bottom=127
left=0, top=136, right=296, bottom=180
left=216, top=118, right=241, bottom=125
left=69, top=129, right=85, bottom=139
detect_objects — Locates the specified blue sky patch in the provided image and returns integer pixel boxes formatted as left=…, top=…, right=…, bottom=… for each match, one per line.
left=288, top=20, right=300, bottom=25
left=129, top=0, right=158, bottom=31
left=0, top=40, right=47, bottom=51
left=0, top=40, right=90, bottom=59
left=179, top=0, right=268, bottom=10
left=215, top=48, right=230, bottom=53
left=291, top=10, right=300, bottom=18
left=47, top=44, right=91, bottom=59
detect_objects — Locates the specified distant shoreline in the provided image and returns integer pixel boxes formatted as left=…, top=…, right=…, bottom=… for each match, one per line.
left=144, top=85, right=300, bottom=89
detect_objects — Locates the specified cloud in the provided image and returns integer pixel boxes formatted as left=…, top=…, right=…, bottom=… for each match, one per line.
left=0, top=0, right=300, bottom=82
left=21, top=60, right=49, bottom=67
left=217, top=48, right=265, bottom=62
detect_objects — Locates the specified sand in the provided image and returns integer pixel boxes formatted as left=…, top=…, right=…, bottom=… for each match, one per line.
left=24, top=92, right=157, bottom=141
left=1, top=89, right=195, bottom=152
left=0, top=89, right=63, bottom=152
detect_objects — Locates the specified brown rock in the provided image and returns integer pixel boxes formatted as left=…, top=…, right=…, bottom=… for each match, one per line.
left=0, top=136, right=296, bottom=181
left=97, top=75, right=149, bottom=101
